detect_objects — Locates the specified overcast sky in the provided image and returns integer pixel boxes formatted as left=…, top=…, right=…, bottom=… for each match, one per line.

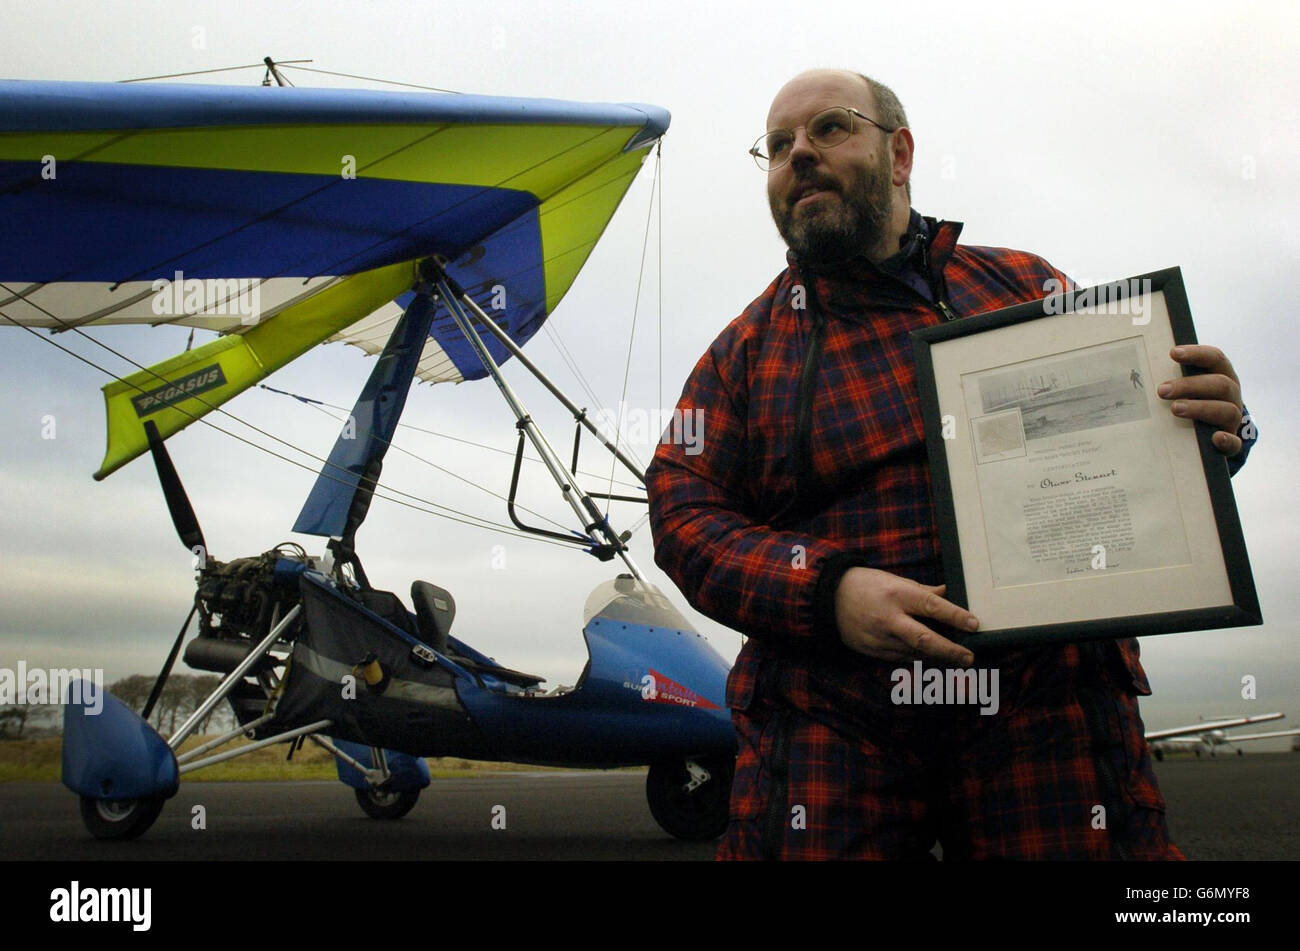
left=1, top=0, right=1296, bottom=745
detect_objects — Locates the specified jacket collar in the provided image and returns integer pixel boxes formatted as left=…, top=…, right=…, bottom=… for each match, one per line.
left=784, top=210, right=964, bottom=287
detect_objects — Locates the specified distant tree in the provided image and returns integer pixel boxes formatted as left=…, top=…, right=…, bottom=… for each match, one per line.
left=108, top=674, right=154, bottom=713
left=0, top=706, right=28, bottom=738
left=105, top=672, right=241, bottom=737
left=187, top=675, right=225, bottom=734
left=98, top=671, right=254, bottom=739
left=23, top=704, right=60, bottom=735
left=156, top=676, right=192, bottom=735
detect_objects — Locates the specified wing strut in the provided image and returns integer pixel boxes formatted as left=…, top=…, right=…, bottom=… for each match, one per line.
left=428, top=260, right=647, bottom=487
left=425, top=259, right=645, bottom=581
left=291, top=279, right=437, bottom=579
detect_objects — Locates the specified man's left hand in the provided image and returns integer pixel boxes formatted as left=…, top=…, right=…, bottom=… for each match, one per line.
left=1158, top=345, right=1245, bottom=456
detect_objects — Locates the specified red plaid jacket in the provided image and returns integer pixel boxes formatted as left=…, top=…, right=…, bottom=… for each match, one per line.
left=647, top=219, right=1158, bottom=727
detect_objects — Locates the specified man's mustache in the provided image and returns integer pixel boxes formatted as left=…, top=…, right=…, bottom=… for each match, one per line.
left=787, top=174, right=840, bottom=206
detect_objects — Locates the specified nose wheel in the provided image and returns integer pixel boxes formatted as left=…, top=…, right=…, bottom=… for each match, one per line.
left=646, top=756, right=734, bottom=841
left=354, top=785, right=420, bottom=820
left=79, top=795, right=166, bottom=840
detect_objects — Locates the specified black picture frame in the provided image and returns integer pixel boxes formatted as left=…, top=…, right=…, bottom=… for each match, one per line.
left=912, top=267, right=1261, bottom=651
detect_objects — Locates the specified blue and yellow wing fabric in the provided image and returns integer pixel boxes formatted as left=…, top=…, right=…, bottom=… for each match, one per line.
left=0, top=79, right=668, bottom=478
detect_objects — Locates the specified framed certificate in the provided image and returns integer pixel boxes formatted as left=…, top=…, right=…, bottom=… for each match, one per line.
left=912, top=267, right=1261, bottom=650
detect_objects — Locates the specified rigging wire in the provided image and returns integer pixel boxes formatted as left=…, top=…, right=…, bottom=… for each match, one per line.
left=604, top=143, right=661, bottom=516
left=117, top=63, right=292, bottom=83
left=0, top=303, right=583, bottom=549
left=258, top=383, right=644, bottom=491
left=283, top=393, right=578, bottom=535
left=276, top=64, right=461, bottom=95
left=0, top=281, right=366, bottom=478
left=538, top=320, right=645, bottom=473
left=658, top=142, right=665, bottom=421
left=542, top=321, right=603, bottom=409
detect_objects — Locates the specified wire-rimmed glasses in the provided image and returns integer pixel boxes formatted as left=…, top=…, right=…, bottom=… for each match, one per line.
left=750, top=106, right=895, bottom=171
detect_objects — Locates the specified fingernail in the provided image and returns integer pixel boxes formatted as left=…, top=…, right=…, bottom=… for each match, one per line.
left=1172, top=401, right=1187, bottom=416
left=961, top=652, right=975, bottom=666
left=1157, top=382, right=1172, bottom=397
left=1172, top=347, right=1185, bottom=358
left=966, top=616, right=979, bottom=631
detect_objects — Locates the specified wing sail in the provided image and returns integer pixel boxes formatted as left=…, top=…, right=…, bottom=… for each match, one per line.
left=96, top=262, right=415, bottom=479
left=0, top=79, right=669, bottom=476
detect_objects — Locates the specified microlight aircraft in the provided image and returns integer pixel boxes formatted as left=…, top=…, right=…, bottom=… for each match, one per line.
left=1145, top=713, right=1300, bottom=760
left=0, top=65, right=737, bottom=841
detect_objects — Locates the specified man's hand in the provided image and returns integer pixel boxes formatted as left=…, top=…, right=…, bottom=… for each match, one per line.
left=834, top=567, right=978, bottom=666
left=1159, top=345, right=1245, bottom=456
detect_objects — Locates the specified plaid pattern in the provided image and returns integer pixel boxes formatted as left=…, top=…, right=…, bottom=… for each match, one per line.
left=647, top=219, right=1152, bottom=710
left=718, top=642, right=1182, bottom=860
left=645, top=218, right=1186, bottom=860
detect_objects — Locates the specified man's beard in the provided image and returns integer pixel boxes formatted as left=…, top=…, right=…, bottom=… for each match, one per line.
left=770, top=155, right=893, bottom=266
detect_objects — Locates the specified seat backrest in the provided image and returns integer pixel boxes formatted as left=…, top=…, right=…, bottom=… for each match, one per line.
left=357, top=588, right=417, bottom=637
left=411, top=580, right=455, bottom=653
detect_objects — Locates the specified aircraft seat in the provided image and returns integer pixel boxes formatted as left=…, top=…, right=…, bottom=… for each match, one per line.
left=411, top=581, right=454, bottom=654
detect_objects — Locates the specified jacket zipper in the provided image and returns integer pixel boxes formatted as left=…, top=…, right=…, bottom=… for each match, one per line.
left=787, top=278, right=826, bottom=521
left=786, top=251, right=948, bottom=522
left=920, top=232, right=958, bottom=321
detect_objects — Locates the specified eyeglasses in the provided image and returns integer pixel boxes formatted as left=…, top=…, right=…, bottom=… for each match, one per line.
left=749, top=106, right=896, bottom=171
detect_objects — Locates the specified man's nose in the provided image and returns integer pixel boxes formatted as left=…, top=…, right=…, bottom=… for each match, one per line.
left=787, top=127, right=820, bottom=168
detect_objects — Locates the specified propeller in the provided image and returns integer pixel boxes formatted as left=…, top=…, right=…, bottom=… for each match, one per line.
left=140, top=420, right=208, bottom=722
left=144, top=420, right=207, bottom=559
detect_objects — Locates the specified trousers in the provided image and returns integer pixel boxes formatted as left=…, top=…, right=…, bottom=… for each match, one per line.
left=717, top=641, right=1183, bottom=861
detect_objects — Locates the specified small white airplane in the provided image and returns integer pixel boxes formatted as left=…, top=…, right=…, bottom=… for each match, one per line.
left=1145, top=713, right=1300, bottom=760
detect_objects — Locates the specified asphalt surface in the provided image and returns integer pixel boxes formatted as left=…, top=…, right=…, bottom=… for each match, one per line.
left=2, top=753, right=1296, bottom=861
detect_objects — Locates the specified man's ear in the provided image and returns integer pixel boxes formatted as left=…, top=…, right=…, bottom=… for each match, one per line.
left=891, top=127, right=915, bottom=189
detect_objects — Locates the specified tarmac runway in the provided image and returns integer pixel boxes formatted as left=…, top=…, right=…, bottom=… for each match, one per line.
left=2, top=753, right=1296, bottom=861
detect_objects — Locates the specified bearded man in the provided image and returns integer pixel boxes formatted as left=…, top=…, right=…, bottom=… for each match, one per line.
left=645, top=69, right=1256, bottom=860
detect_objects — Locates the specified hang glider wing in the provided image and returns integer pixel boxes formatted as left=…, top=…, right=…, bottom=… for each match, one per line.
left=0, top=79, right=668, bottom=478
left=1144, top=712, right=1285, bottom=742
left=1212, top=729, right=1300, bottom=743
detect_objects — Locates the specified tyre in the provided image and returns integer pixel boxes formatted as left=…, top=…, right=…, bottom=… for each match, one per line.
left=354, top=785, right=420, bottom=820
left=646, top=756, right=734, bottom=841
left=79, top=795, right=165, bottom=841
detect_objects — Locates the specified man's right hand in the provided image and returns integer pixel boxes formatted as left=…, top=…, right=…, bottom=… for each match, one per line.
left=834, top=567, right=978, bottom=666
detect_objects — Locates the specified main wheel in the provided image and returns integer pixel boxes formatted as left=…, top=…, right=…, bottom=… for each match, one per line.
left=354, top=786, right=420, bottom=820
left=646, top=756, right=734, bottom=841
left=79, top=795, right=165, bottom=841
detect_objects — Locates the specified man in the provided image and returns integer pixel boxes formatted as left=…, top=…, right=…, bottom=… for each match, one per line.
left=645, top=69, right=1255, bottom=860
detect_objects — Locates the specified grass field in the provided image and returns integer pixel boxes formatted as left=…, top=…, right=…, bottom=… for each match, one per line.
left=0, top=735, right=569, bottom=782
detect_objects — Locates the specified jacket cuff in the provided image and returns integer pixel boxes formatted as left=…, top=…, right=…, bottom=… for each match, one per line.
left=812, top=552, right=875, bottom=642
left=1227, top=405, right=1257, bottom=478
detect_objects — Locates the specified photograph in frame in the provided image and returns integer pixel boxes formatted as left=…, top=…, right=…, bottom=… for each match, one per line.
left=913, top=267, right=1261, bottom=650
